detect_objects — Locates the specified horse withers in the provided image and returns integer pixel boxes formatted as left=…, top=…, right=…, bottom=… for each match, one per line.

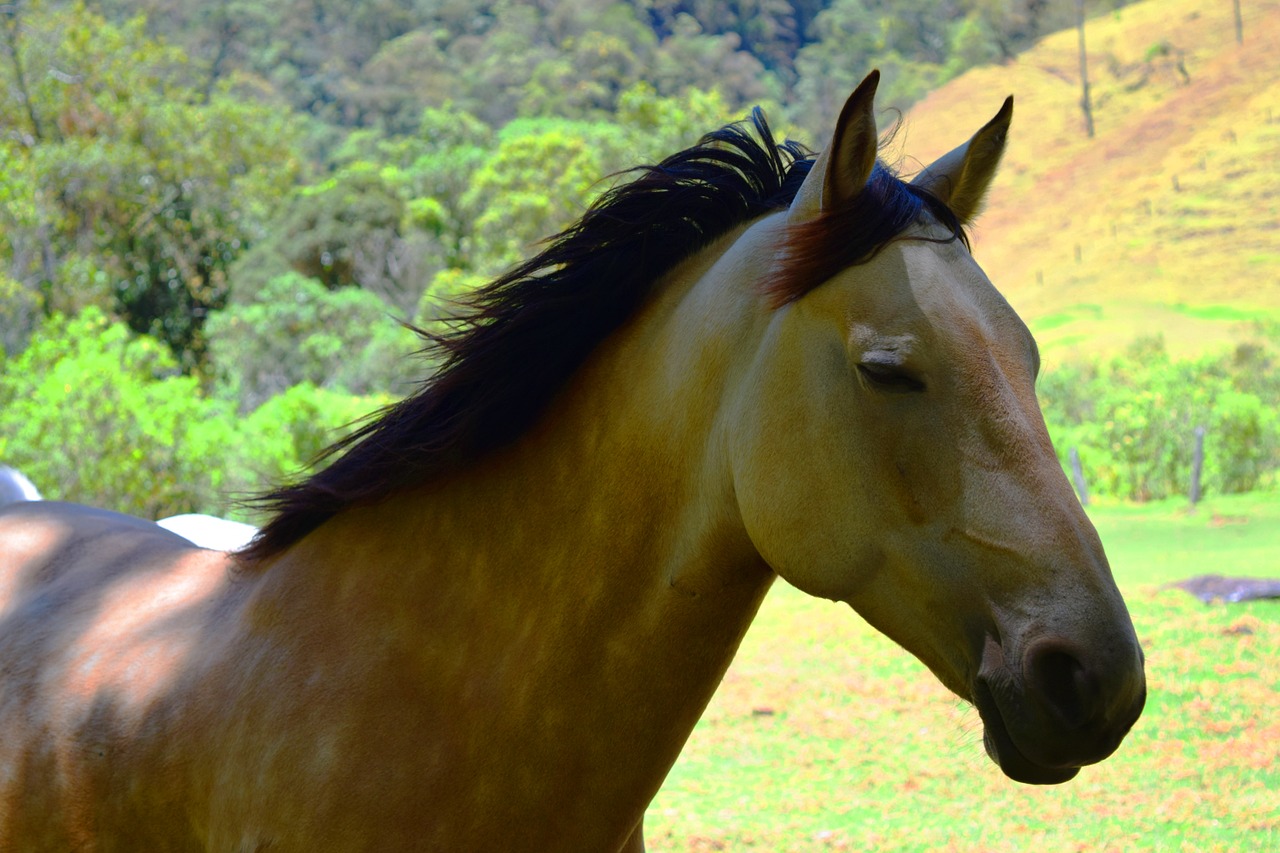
left=0, top=71, right=1144, bottom=851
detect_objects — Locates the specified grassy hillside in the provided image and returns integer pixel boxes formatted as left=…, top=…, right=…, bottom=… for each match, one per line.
left=900, top=0, right=1280, bottom=365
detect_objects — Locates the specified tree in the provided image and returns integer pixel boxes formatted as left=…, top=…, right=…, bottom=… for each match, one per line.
left=0, top=305, right=395, bottom=518
left=0, top=2, right=48, bottom=142
left=0, top=2, right=301, bottom=371
left=642, top=0, right=824, bottom=84
left=233, top=381, right=393, bottom=497
left=206, top=272, right=420, bottom=412
left=1038, top=338, right=1280, bottom=500
left=265, top=167, right=422, bottom=304
left=0, top=308, right=228, bottom=517
left=459, top=118, right=636, bottom=272
left=792, top=0, right=958, bottom=134
left=644, top=12, right=781, bottom=111
left=614, top=81, right=736, bottom=161
left=1076, top=0, right=1095, bottom=138
left=237, top=104, right=500, bottom=310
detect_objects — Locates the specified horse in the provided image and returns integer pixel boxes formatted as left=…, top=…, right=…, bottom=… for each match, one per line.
left=0, top=466, right=41, bottom=505
left=156, top=514, right=260, bottom=552
left=0, top=71, right=1145, bottom=852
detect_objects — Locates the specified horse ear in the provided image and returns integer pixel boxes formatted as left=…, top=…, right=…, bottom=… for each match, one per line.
left=789, top=70, right=881, bottom=224
left=911, top=95, right=1014, bottom=224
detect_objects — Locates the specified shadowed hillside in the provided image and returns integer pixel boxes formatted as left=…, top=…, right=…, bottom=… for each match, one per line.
left=900, top=0, right=1280, bottom=363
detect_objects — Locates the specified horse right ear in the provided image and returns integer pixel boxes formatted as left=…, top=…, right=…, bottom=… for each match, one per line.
left=910, top=95, right=1014, bottom=224
left=789, top=70, right=881, bottom=225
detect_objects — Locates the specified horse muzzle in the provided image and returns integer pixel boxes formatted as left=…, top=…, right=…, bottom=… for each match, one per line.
left=972, top=633, right=1146, bottom=785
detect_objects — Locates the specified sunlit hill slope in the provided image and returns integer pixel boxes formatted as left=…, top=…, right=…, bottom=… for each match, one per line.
left=900, top=0, right=1280, bottom=364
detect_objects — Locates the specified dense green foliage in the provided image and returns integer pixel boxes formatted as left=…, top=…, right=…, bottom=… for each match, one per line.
left=1039, top=334, right=1280, bottom=502
left=2, top=0, right=1143, bottom=366
left=93, top=0, right=1128, bottom=137
left=1, top=2, right=300, bottom=372
left=0, top=309, right=386, bottom=518
left=206, top=272, right=419, bottom=412
left=0, top=308, right=221, bottom=516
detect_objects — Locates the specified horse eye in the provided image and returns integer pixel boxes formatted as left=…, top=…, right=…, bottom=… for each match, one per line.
left=857, top=362, right=926, bottom=393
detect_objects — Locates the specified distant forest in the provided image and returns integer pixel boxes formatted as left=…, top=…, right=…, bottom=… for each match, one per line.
left=85, top=0, right=1145, bottom=139
left=1, top=0, right=1148, bottom=369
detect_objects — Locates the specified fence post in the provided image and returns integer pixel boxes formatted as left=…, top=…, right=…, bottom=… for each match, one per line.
left=1069, top=447, right=1089, bottom=506
left=1189, top=426, right=1206, bottom=506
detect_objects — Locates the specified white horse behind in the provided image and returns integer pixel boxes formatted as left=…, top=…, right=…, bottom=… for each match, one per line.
left=156, top=513, right=258, bottom=551
left=0, top=467, right=40, bottom=504
left=0, top=465, right=256, bottom=551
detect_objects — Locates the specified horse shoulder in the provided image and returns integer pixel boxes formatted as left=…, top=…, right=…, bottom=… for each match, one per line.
left=0, top=502, right=244, bottom=846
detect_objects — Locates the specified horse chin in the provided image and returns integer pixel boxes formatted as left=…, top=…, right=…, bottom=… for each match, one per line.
left=972, top=681, right=1080, bottom=785
left=980, top=711, right=1080, bottom=785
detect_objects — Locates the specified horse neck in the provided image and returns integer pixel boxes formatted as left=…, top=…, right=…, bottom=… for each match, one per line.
left=243, top=222, right=781, bottom=841
left=280, top=215, right=779, bottom=675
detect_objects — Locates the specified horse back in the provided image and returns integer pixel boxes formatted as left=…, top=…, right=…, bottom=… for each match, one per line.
left=0, top=502, right=239, bottom=850
left=0, top=501, right=200, bottom=613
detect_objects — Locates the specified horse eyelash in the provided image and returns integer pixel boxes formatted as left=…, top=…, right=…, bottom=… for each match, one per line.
left=857, top=363, right=927, bottom=393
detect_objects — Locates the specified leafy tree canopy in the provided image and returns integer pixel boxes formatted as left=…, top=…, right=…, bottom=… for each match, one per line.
left=206, top=272, right=420, bottom=412
left=1, top=0, right=302, bottom=372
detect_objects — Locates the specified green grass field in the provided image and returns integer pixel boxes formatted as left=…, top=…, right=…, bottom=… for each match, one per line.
left=644, top=491, right=1280, bottom=851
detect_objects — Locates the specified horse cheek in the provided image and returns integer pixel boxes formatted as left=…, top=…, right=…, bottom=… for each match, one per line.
left=730, top=383, right=884, bottom=602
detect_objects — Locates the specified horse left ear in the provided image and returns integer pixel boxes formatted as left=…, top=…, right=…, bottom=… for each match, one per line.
left=789, top=70, right=881, bottom=224
left=911, top=96, right=1014, bottom=224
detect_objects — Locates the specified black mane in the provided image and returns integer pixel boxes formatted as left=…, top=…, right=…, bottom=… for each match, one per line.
left=241, top=110, right=812, bottom=559
left=241, top=108, right=966, bottom=561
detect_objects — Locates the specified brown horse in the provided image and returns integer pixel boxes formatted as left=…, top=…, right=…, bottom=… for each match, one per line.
left=0, top=72, right=1144, bottom=851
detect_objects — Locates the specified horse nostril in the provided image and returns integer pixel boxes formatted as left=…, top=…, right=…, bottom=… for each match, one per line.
left=1025, top=642, right=1095, bottom=730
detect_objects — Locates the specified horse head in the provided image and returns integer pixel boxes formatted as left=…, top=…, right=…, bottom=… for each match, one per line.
left=730, top=71, right=1145, bottom=784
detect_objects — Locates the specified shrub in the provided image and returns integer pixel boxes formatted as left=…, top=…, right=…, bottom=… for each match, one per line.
left=233, top=383, right=388, bottom=493
left=206, top=272, right=420, bottom=412
left=1039, top=338, right=1279, bottom=501
left=1206, top=390, right=1279, bottom=494
left=0, top=309, right=393, bottom=522
left=0, top=308, right=229, bottom=517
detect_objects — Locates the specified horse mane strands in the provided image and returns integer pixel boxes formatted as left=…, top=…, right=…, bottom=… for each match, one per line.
left=241, top=109, right=814, bottom=562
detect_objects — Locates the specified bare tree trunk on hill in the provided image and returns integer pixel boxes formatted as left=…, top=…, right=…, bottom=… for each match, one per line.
left=1076, top=0, right=1095, bottom=138
left=1, top=3, right=47, bottom=143
left=1233, top=0, right=1244, bottom=44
